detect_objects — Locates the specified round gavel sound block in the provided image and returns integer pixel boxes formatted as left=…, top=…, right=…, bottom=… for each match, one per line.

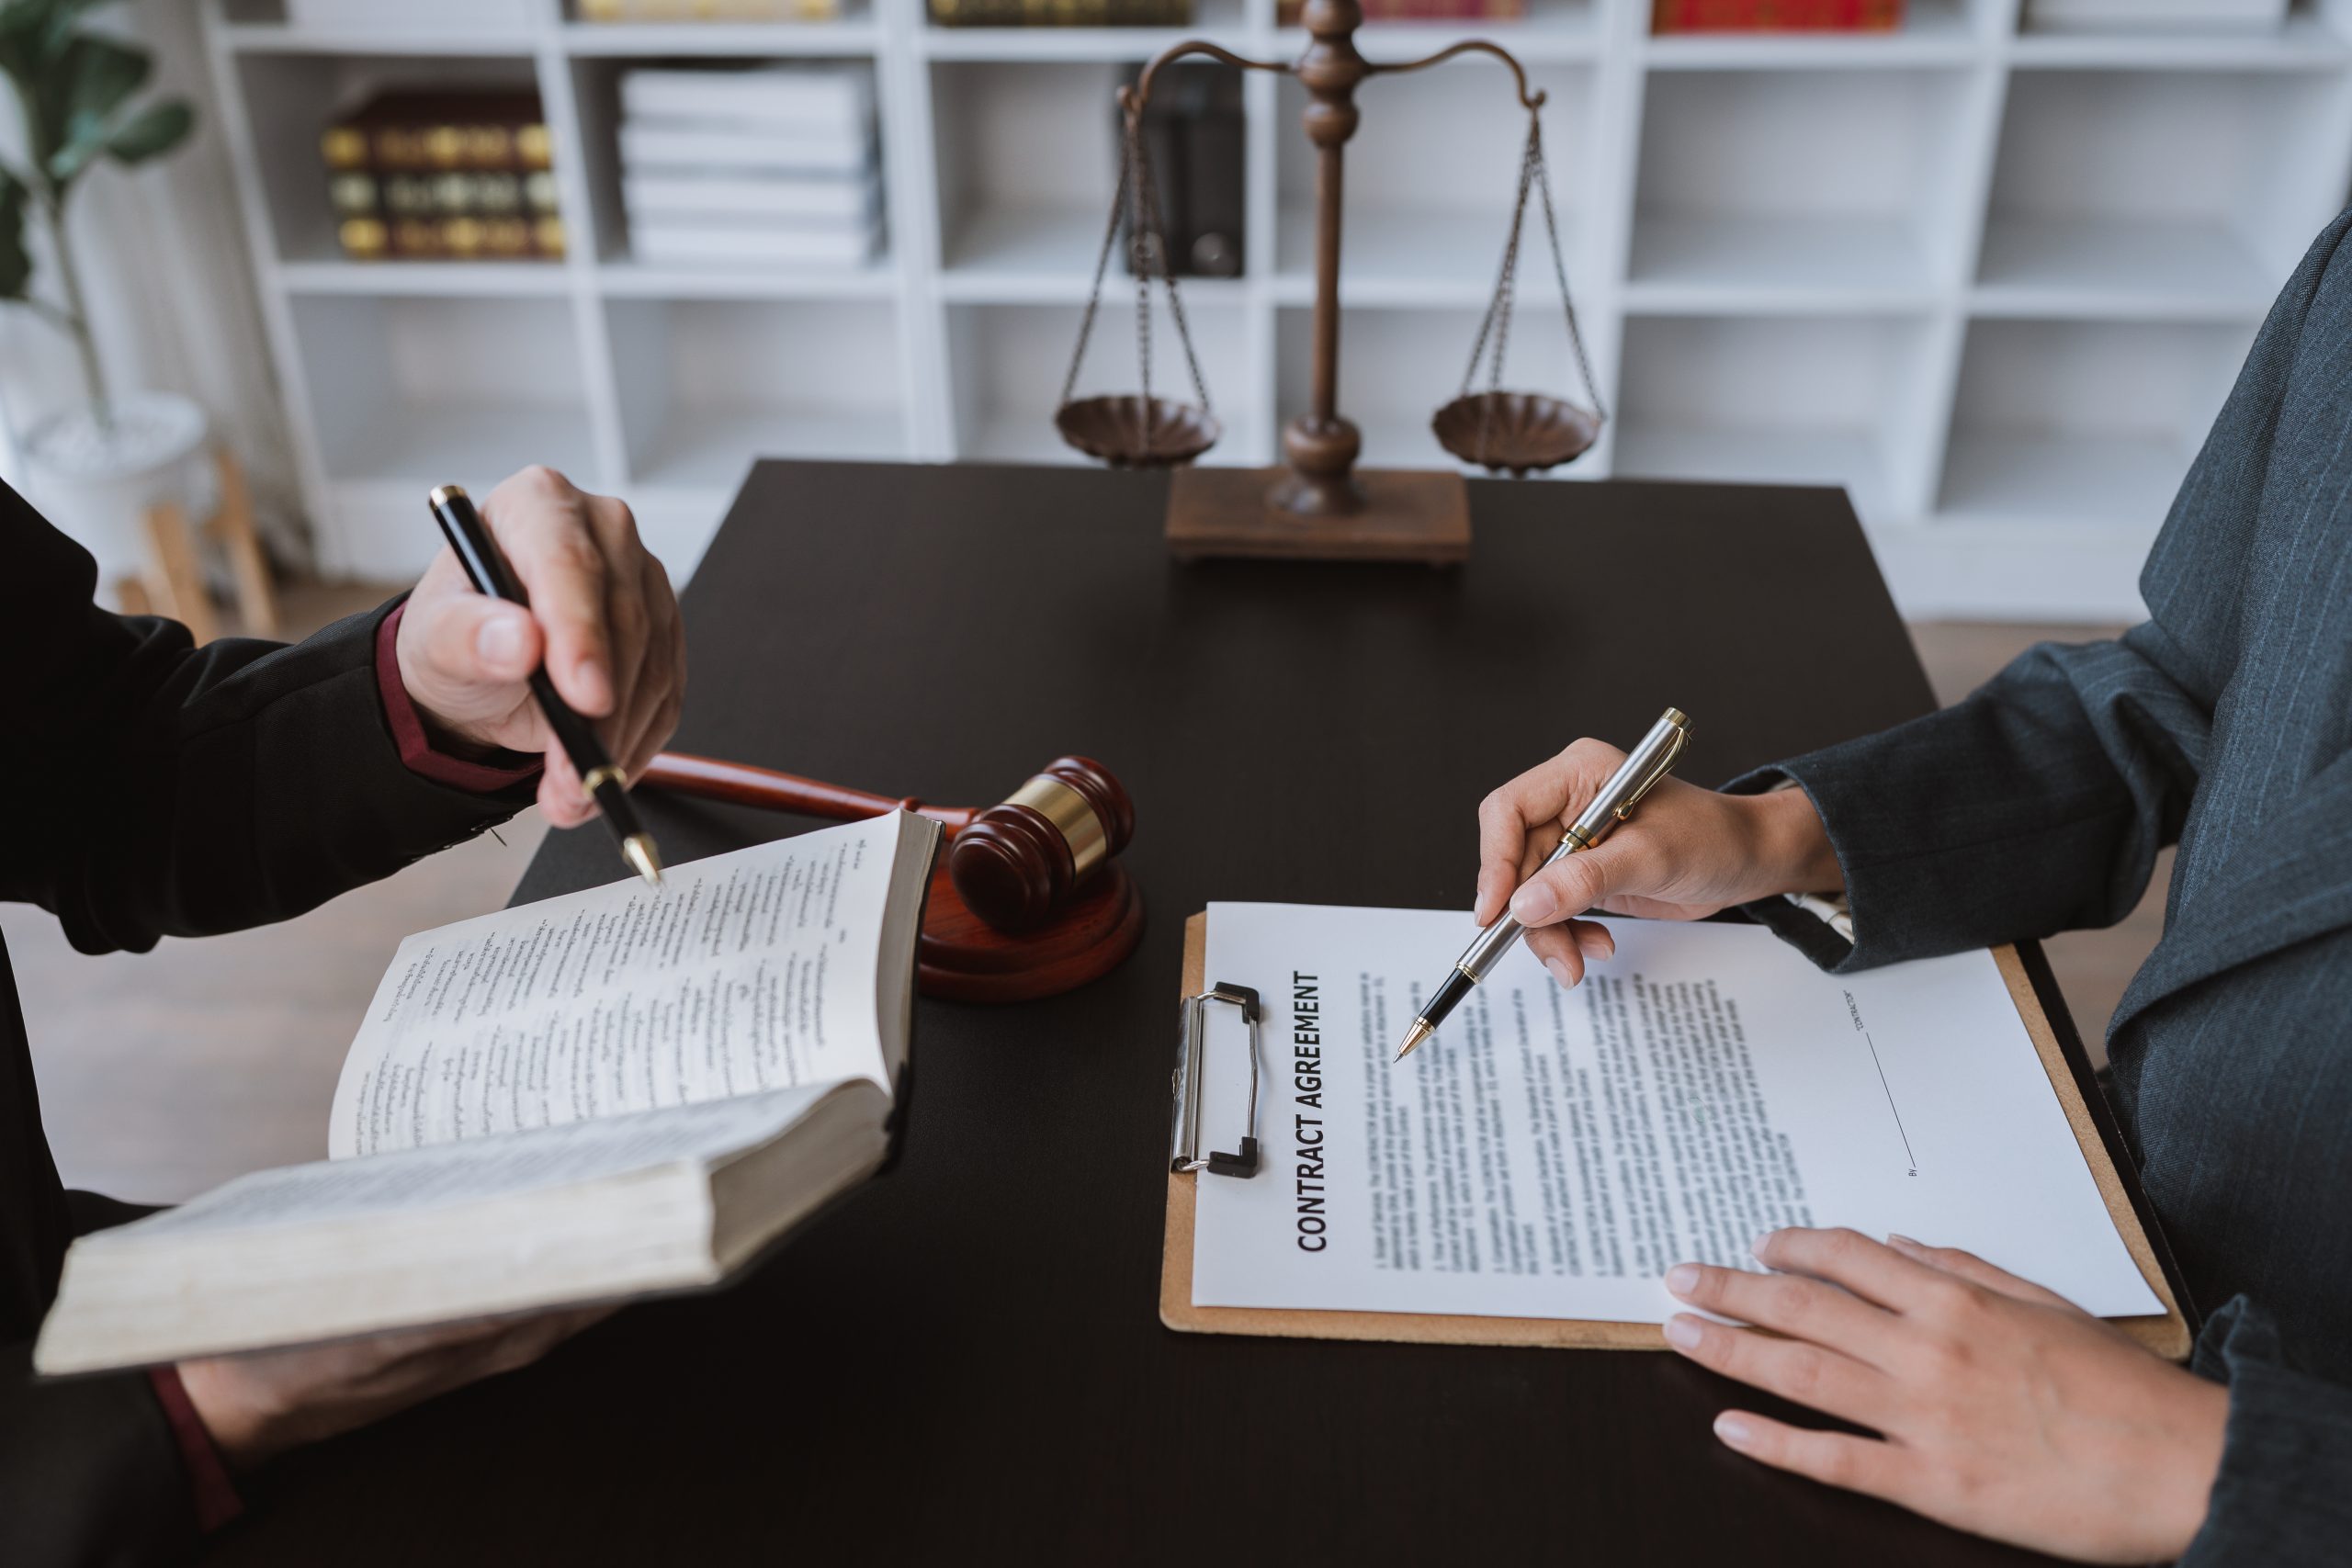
left=919, top=858, right=1145, bottom=1004
left=948, top=756, right=1135, bottom=932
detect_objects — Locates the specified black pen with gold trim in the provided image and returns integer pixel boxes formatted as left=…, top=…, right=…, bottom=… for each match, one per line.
left=1394, top=707, right=1691, bottom=1062
left=427, top=483, right=663, bottom=887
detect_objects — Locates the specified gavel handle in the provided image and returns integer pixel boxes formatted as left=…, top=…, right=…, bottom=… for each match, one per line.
left=639, top=752, right=978, bottom=833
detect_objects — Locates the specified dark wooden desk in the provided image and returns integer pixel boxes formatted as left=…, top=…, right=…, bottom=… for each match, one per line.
left=222, top=462, right=2064, bottom=1567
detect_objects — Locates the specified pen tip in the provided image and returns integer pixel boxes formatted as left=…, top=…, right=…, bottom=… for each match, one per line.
left=624, top=834, right=663, bottom=887
left=1393, top=1019, right=1433, bottom=1064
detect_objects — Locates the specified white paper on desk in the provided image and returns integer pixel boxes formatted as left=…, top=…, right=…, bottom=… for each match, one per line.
left=1192, top=903, right=2163, bottom=1324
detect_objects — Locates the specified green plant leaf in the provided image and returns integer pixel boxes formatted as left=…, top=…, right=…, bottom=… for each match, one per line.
left=0, top=164, right=28, bottom=301
left=43, top=32, right=150, bottom=186
left=103, top=96, right=188, bottom=165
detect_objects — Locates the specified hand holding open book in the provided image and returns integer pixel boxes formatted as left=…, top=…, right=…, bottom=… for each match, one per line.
left=36, top=812, right=941, bottom=1376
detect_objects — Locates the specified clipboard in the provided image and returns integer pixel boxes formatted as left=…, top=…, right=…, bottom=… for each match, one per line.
left=1160, top=911, right=2193, bottom=1359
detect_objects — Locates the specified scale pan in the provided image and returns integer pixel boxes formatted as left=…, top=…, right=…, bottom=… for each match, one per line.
left=1056, top=395, right=1221, bottom=468
left=1432, top=391, right=1600, bottom=476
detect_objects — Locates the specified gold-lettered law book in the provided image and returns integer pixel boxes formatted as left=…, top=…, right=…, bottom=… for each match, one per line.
left=37, top=813, right=939, bottom=1376
left=1162, top=908, right=2189, bottom=1359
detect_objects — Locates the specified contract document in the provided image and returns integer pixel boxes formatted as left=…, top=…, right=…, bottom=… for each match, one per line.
left=1191, top=903, right=2165, bottom=1325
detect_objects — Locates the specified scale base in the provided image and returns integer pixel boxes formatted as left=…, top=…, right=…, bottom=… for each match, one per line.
left=1166, top=465, right=1470, bottom=565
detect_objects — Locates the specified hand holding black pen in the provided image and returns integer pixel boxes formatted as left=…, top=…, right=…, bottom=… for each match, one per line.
left=426, top=483, right=665, bottom=886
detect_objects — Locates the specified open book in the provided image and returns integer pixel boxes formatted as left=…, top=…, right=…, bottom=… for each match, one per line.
left=36, top=812, right=940, bottom=1375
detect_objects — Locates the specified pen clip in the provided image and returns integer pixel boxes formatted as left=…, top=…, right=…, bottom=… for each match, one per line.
left=1612, top=718, right=1690, bottom=822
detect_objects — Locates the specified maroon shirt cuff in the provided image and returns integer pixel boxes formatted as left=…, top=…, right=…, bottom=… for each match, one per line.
left=376, top=603, right=543, bottom=794
left=147, top=1365, right=244, bottom=1534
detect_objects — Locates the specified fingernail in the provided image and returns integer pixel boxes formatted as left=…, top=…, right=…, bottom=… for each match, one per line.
left=1751, top=1233, right=1776, bottom=1262
left=1577, top=931, right=1615, bottom=962
left=1714, top=1413, right=1754, bottom=1448
left=578, top=659, right=607, bottom=704
left=478, top=613, right=529, bottom=671
left=1887, top=1233, right=1919, bottom=1249
left=1510, top=884, right=1557, bottom=923
left=1666, top=1314, right=1703, bottom=1350
left=1544, top=958, right=1572, bottom=988
left=1665, top=1263, right=1700, bottom=1296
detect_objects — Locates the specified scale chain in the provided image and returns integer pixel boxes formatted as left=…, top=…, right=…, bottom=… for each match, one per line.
left=1060, top=110, right=1213, bottom=462
left=1130, top=111, right=1213, bottom=439
left=1059, top=129, right=1135, bottom=414
left=1457, top=118, right=1541, bottom=464
left=1128, top=115, right=1154, bottom=446
left=1455, top=114, right=1607, bottom=465
left=1533, top=122, right=1607, bottom=425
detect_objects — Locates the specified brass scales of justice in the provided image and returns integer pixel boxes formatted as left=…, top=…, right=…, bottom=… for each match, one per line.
left=1054, top=0, right=1608, bottom=565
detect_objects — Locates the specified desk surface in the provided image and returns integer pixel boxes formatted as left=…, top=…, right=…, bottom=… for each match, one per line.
left=223, top=463, right=2061, bottom=1568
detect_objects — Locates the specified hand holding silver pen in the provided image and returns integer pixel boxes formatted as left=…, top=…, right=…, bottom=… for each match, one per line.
left=1395, top=708, right=1694, bottom=1062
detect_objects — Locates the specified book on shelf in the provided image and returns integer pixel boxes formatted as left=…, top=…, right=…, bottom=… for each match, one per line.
left=322, top=88, right=565, bottom=261
left=1650, top=0, right=1902, bottom=28
left=578, top=0, right=842, bottom=19
left=34, top=814, right=939, bottom=1375
left=1117, top=62, right=1244, bottom=279
left=928, top=0, right=1192, bottom=26
left=623, top=170, right=878, bottom=223
left=615, top=62, right=883, bottom=270
left=619, top=65, right=873, bottom=131
left=617, top=121, right=874, bottom=175
left=630, top=218, right=881, bottom=267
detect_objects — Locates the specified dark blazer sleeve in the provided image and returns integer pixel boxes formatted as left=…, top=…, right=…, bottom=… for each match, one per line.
left=2182, top=1298, right=2352, bottom=1566
left=0, top=479, right=534, bottom=955
left=0, top=481, right=533, bottom=1564
left=1718, top=625, right=2212, bottom=972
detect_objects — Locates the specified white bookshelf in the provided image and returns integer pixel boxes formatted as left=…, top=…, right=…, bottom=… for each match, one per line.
left=200, top=0, right=2352, bottom=615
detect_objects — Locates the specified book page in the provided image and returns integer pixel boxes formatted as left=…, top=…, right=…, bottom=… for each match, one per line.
left=112, top=1086, right=843, bottom=1244
left=331, top=816, right=910, bottom=1159
left=1192, top=903, right=2164, bottom=1324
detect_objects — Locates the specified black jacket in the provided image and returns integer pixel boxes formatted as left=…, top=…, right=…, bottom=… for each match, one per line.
left=0, top=479, right=529, bottom=1564
left=1736, top=208, right=2352, bottom=1565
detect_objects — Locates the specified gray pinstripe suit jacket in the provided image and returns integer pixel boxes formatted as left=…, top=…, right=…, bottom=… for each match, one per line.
left=1735, top=207, right=2352, bottom=1564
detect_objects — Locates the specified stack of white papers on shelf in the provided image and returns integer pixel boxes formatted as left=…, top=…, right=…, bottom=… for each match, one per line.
left=617, top=65, right=882, bottom=270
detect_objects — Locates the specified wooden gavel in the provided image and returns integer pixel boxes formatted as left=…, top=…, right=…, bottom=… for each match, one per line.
left=640, top=752, right=1135, bottom=933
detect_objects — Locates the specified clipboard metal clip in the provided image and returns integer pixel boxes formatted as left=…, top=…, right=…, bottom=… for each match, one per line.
left=1171, top=980, right=1261, bottom=1178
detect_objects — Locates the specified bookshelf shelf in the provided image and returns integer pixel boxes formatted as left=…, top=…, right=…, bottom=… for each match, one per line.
left=1935, top=315, right=2255, bottom=526
left=595, top=258, right=899, bottom=299
left=202, top=0, right=2352, bottom=615
left=1626, top=213, right=1939, bottom=303
left=220, top=24, right=543, bottom=56
left=275, top=259, right=572, bottom=297
left=1971, top=216, right=2277, bottom=319
left=629, top=408, right=911, bottom=489
left=1612, top=312, right=1939, bottom=525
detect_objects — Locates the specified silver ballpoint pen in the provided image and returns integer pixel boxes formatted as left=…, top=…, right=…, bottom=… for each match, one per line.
left=1394, top=707, right=1693, bottom=1063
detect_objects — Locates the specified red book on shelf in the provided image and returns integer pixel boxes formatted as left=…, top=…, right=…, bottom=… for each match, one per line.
left=1653, top=0, right=1901, bottom=30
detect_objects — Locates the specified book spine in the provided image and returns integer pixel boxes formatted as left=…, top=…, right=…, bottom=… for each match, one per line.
left=325, top=99, right=562, bottom=262
left=1652, top=0, right=1904, bottom=27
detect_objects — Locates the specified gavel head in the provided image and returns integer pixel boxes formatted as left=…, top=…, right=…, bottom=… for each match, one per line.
left=948, top=756, right=1136, bottom=933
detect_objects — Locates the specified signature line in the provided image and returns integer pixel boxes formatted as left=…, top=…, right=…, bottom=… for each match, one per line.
left=1863, top=1031, right=1917, bottom=1175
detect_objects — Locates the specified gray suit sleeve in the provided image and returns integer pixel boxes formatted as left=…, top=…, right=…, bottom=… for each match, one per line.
left=1721, top=620, right=2211, bottom=968
left=1720, top=622, right=2209, bottom=972
left=2182, top=1298, right=2352, bottom=1566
